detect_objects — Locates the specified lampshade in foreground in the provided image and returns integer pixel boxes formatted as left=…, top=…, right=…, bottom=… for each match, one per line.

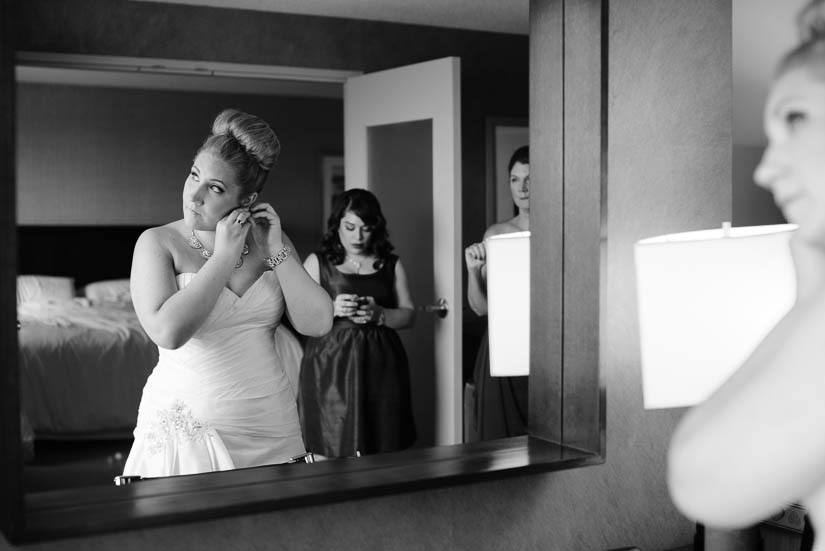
left=487, top=231, right=530, bottom=377
left=635, top=223, right=797, bottom=409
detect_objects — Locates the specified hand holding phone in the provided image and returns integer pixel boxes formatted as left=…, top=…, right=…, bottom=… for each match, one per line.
left=333, top=294, right=360, bottom=318
left=351, top=295, right=378, bottom=324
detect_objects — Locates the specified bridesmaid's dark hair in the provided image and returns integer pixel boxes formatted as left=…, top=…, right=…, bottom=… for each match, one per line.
left=319, top=188, right=394, bottom=268
left=507, top=145, right=529, bottom=173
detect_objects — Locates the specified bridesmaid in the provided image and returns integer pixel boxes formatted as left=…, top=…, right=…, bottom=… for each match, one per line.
left=299, top=188, right=417, bottom=458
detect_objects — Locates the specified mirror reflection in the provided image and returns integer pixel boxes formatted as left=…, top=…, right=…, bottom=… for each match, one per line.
left=15, top=56, right=529, bottom=491
left=121, top=106, right=334, bottom=478
left=15, top=67, right=349, bottom=490
left=463, top=144, right=529, bottom=442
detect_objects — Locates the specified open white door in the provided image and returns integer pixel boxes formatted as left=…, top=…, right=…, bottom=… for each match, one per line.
left=344, top=57, right=462, bottom=446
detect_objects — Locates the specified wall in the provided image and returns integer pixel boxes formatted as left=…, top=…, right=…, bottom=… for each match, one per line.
left=368, top=121, right=437, bottom=446
left=15, top=0, right=529, bottom=256
left=14, top=0, right=530, bottom=379
left=733, top=144, right=785, bottom=227
left=600, top=0, right=731, bottom=546
left=731, top=0, right=797, bottom=230
left=16, top=83, right=344, bottom=258
left=1, top=0, right=730, bottom=549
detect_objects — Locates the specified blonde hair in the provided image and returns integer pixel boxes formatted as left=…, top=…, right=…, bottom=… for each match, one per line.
left=197, top=108, right=281, bottom=195
left=778, top=0, right=825, bottom=77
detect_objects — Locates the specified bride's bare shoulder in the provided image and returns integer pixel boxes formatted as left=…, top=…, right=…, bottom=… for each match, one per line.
left=137, top=220, right=186, bottom=250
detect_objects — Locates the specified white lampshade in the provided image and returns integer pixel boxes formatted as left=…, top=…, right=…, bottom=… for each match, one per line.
left=635, top=223, right=797, bottom=409
left=487, top=231, right=530, bottom=377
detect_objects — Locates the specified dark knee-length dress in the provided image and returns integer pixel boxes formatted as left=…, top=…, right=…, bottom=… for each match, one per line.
left=466, top=330, right=528, bottom=442
left=299, top=254, right=416, bottom=457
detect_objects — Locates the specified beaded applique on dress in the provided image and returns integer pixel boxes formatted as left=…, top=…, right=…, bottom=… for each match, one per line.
left=145, top=400, right=210, bottom=456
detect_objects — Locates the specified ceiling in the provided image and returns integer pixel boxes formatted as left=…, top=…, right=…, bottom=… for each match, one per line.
left=129, top=0, right=530, bottom=35
left=17, top=1, right=527, bottom=98
left=20, top=0, right=796, bottom=145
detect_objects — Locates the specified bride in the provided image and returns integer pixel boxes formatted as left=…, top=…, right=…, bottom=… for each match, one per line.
left=121, top=108, right=332, bottom=477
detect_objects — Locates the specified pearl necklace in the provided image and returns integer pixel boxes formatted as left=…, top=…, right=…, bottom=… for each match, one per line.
left=188, top=231, right=249, bottom=269
left=345, top=256, right=362, bottom=273
left=345, top=255, right=378, bottom=274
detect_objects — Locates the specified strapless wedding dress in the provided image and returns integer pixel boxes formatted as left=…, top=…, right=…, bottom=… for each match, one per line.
left=122, top=271, right=306, bottom=478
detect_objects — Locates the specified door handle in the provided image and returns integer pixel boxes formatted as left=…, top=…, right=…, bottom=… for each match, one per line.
left=420, top=298, right=448, bottom=318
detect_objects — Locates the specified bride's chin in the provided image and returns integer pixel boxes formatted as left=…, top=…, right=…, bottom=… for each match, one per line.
left=184, top=217, right=215, bottom=233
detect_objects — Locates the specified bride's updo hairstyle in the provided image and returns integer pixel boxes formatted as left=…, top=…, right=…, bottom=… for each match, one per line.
left=197, top=108, right=281, bottom=195
left=778, top=0, right=825, bottom=76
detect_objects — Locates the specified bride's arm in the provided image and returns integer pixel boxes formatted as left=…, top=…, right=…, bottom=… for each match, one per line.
left=669, top=238, right=825, bottom=528
left=131, top=227, right=236, bottom=349
left=275, top=234, right=333, bottom=337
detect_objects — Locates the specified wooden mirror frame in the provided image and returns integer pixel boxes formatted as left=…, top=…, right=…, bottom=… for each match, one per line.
left=0, top=0, right=607, bottom=543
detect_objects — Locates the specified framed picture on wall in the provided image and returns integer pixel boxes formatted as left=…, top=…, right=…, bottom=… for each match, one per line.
left=485, top=117, right=528, bottom=227
left=321, top=155, right=345, bottom=231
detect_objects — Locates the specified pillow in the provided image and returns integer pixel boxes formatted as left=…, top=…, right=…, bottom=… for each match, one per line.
left=16, top=275, right=75, bottom=305
left=82, top=279, right=132, bottom=303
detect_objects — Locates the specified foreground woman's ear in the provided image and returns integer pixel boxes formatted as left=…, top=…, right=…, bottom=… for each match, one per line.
left=241, top=192, right=258, bottom=207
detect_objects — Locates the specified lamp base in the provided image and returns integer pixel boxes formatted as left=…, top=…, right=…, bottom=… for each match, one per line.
left=702, top=523, right=762, bottom=550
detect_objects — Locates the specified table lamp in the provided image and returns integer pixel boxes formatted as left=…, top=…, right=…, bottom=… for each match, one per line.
left=486, top=230, right=531, bottom=377
left=634, top=222, right=797, bottom=409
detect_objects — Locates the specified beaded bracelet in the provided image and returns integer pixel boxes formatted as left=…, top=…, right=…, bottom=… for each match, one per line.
left=264, top=245, right=291, bottom=269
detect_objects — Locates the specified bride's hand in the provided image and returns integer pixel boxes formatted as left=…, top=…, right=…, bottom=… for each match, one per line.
left=213, top=208, right=252, bottom=264
left=249, top=202, right=286, bottom=256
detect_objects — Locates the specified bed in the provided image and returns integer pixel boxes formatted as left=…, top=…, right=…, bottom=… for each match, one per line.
left=17, top=226, right=157, bottom=439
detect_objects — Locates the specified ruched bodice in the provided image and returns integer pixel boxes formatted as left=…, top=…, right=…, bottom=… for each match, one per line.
left=174, top=271, right=281, bottom=335
left=122, top=270, right=306, bottom=477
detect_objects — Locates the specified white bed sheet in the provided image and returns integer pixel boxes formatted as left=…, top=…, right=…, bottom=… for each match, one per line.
left=18, top=298, right=158, bottom=438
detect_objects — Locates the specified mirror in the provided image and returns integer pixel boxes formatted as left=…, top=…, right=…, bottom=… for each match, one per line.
left=15, top=55, right=463, bottom=490
left=0, top=0, right=605, bottom=543
left=15, top=58, right=355, bottom=491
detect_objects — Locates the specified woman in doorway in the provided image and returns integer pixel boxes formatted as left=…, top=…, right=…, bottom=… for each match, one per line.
left=299, top=188, right=417, bottom=458
left=668, top=2, right=825, bottom=549
left=464, top=145, right=530, bottom=441
left=122, top=108, right=332, bottom=477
